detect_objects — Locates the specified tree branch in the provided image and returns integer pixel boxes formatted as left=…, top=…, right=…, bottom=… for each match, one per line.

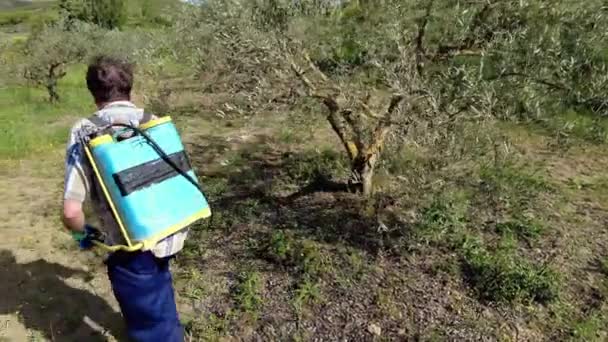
left=415, top=0, right=434, bottom=75
left=288, top=53, right=359, bottom=161
left=342, top=109, right=365, bottom=156
left=328, top=109, right=359, bottom=161
left=434, top=2, right=493, bottom=60
left=487, top=71, right=568, bottom=91
left=365, top=94, right=405, bottom=157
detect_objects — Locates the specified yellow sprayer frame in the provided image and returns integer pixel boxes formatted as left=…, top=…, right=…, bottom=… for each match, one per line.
left=83, top=142, right=144, bottom=252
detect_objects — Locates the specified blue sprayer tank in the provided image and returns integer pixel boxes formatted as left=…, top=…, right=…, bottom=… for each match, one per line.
left=87, top=117, right=211, bottom=250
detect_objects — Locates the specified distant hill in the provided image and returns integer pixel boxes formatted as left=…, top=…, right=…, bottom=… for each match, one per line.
left=0, top=0, right=54, bottom=11
left=0, top=0, right=32, bottom=10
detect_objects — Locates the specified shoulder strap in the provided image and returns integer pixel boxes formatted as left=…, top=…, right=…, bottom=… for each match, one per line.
left=141, top=112, right=153, bottom=125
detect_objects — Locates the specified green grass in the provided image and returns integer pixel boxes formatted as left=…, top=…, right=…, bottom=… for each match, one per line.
left=479, top=163, right=550, bottom=194
left=552, top=109, right=608, bottom=143
left=414, top=191, right=469, bottom=246
left=495, top=216, right=545, bottom=242
left=283, top=148, right=349, bottom=184
left=293, top=277, right=322, bottom=312
left=262, top=231, right=329, bottom=277
left=600, top=257, right=608, bottom=276
left=232, top=270, right=263, bottom=317
left=182, top=311, right=233, bottom=342
left=266, top=230, right=296, bottom=264
left=413, top=191, right=559, bottom=304
left=461, top=236, right=559, bottom=303
left=0, top=64, right=93, bottom=159
left=259, top=230, right=329, bottom=316
left=0, top=1, right=58, bottom=27
left=569, top=312, right=608, bottom=341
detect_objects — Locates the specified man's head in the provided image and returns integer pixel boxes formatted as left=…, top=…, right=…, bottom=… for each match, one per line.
left=86, top=55, right=134, bottom=107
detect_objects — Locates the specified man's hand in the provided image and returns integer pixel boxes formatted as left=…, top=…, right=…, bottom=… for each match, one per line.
left=72, top=224, right=103, bottom=250
left=63, top=200, right=104, bottom=249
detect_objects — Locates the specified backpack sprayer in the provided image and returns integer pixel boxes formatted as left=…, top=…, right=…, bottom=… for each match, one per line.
left=80, top=116, right=211, bottom=252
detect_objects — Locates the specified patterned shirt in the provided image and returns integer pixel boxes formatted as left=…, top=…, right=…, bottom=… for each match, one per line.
left=63, top=101, right=188, bottom=258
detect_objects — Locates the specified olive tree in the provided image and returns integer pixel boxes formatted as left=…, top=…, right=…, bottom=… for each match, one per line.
left=22, top=20, right=92, bottom=102
left=178, top=0, right=490, bottom=195
left=282, top=0, right=608, bottom=193
left=181, top=0, right=608, bottom=195
left=60, top=0, right=126, bottom=29
left=275, top=1, right=489, bottom=195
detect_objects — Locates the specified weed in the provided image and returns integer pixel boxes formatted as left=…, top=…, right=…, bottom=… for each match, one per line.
left=183, top=311, right=233, bottom=341
left=600, top=257, right=608, bottom=277
left=266, top=230, right=296, bottom=264
left=375, top=288, right=401, bottom=319
left=461, top=238, right=559, bottom=303
left=0, top=4, right=56, bottom=27
left=278, top=127, right=303, bottom=144
left=495, top=216, right=545, bottom=241
left=383, top=147, right=423, bottom=176
left=206, top=199, right=265, bottom=232
left=346, top=248, right=366, bottom=278
left=416, top=192, right=468, bottom=245
left=296, top=240, right=327, bottom=277
left=232, top=271, right=263, bottom=315
left=481, top=162, right=549, bottom=190
left=479, top=163, right=551, bottom=210
left=206, top=210, right=229, bottom=230
left=569, top=311, right=607, bottom=342
left=333, top=248, right=367, bottom=289
left=261, top=232, right=329, bottom=314
left=292, top=277, right=323, bottom=316
left=178, top=268, right=206, bottom=301
left=430, top=257, right=461, bottom=277
left=200, top=177, right=228, bottom=198
left=283, top=149, right=349, bottom=184
left=551, top=109, right=608, bottom=144
left=423, top=328, right=448, bottom=342
left=239, top=198, right=264, bottom=218
left=264, top=231, right=328, bottom=277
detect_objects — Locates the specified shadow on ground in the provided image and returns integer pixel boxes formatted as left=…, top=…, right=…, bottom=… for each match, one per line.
left=186, top=135, right=407, bottom=256
left=0, top=250, right=125, bottom=341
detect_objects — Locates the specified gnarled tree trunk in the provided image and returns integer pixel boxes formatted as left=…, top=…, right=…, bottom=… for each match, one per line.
left=46, top=63, right=66, bottom=103
left=288, top=51, right=407, bottom=196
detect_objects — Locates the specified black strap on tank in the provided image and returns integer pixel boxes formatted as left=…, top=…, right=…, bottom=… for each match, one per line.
left=113, top=151, right=192, bottom=196
left=107, top=123, right=205, bottom=197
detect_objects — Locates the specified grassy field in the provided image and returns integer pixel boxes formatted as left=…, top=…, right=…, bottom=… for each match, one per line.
left=0, top=1, right=57, bottom=29
left=0, top=65, right=92, bottom=159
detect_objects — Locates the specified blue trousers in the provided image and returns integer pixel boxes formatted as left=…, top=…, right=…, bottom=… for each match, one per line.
left=106, top=251, right=184, bottom=342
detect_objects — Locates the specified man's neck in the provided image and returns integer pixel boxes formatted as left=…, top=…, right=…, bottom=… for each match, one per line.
left=96, top=99, right=133, bottom=110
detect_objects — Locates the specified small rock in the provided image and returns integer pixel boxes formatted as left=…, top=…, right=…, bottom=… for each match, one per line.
left=368, top=323, right=382, bottom=336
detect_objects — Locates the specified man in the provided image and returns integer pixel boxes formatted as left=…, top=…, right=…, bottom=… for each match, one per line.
left=62, top=55, right=185, bottom=342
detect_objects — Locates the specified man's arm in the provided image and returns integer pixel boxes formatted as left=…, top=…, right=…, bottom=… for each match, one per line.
left=62, top=125, right=89, bottom=233
left=62, top=199, right=85, bottom=232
